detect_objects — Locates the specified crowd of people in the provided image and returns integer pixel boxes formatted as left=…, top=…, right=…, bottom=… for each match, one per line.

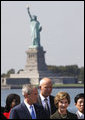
left=1, top=77, right=84, bottom=119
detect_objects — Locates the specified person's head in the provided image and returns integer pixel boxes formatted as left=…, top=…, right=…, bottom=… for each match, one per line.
left=22, top=84, right=38, bottom=105
left=74, top=93, right=84, bottom=113
left=33, top=15, right=37, bottom=20
left=5, top=94, right=20, bottom=112
left=54, top=92, right=70, bottom=114
left=39, top=77, right=52, bottom=97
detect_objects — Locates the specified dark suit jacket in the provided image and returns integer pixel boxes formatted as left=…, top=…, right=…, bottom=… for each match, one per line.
left=37, top=95, right=56, bottom=115
left=9, top=102, right=48, bottom=119
left=50, top=110, right=78, bottom=119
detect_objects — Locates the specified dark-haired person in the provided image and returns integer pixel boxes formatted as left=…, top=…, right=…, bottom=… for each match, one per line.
left=3, top=93, right=20, bottom=119
left=74, top=93, right=84, bottom=119
left=50, top=91, right=78, bottom=119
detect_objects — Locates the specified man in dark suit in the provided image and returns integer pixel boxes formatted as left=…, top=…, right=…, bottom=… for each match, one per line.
left=37, top=78, right=56, bottom=117
left=9, top=84, right=48, bottom=119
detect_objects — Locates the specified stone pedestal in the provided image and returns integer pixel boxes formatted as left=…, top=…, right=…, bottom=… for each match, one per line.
left=25, top=47, right=47, bottom=72
left=10, top=46, right=63, bottom=85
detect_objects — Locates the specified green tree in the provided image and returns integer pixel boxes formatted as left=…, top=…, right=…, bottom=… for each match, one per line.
left=1, top=73, right=6, bottom=77
left=78, top=67, right=84, bottom=83
left=6, top=68, right=15, bottom=77
left=17, top=69, right=24, bottom=74
left=47, top=65, right=57, bottom=73
left=65, top=65, right=79, bottom=76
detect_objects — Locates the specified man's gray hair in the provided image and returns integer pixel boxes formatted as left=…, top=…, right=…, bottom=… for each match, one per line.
left=39, top=77, right=53, bottom=86
left=22, top=84, right=36, bottom=96
left=39, top=79, right=45, bottom=86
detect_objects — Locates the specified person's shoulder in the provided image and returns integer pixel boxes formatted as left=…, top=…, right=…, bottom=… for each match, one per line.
left=34, top=103, right=47, bottom=113
left=68, top=111, right=77, bottom=115
left=34, top=103, right=47, bottom=115
left=50, top=95, right=55, bottom=99
left=11, top=103, right=22, bottom=111
left=49, top=95, right=55, bottom=102
left=50, top=111, right=59, bottom=119
left=34, top=103, right=50, bottom=119
left=34, top=103, right=43, bottom=109
left=67, top=111, right=78, bottom=119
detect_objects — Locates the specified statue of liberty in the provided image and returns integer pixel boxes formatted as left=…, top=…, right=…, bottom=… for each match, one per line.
left=26, top=5, right=42, bottom=47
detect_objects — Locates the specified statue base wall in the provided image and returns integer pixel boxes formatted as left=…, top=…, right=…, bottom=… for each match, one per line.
left=4, top=47, right=77, bottom=86
left=9, top=47, right=62, bottom=85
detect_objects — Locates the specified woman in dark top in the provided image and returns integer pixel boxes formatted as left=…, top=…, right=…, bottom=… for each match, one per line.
left=3, top=93, right=20, bottom=119
left=50, top=91, right=78, bottom=119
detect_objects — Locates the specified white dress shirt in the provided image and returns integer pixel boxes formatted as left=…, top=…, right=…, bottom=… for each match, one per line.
left=40, top=93, right=51, bottom=112
left=24, top=100, right=36, bottom=118
left=76, top=110, right=84, bottom=119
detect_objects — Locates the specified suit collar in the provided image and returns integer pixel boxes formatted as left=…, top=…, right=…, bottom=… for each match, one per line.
left=76, top=111, right=84, bottom=119
left=33, top=104, right=41, bottom=119
left=21, top=102, right=41, bottom=119
left=21, top=102, right=32, bottom=119
left=40, top=94, right=50, bottom=102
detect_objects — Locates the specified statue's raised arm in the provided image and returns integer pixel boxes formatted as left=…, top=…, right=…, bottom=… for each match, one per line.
left=26, top=5, right=32, bottom=21
left=26, top=5, right=42, bottom=48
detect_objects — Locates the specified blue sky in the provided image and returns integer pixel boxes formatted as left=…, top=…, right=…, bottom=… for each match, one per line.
left=1, top=1, right=84, bottom=73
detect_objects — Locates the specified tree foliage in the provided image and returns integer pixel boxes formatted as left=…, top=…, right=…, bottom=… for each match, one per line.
left=1, top=68, right=15, bottom=78
left=7, top=68, right=15, bottom=75
left=78, top=67, right=84, bottom=83
left=47, top=65, right=84, bottom=83
left=1, top=65, right=84, bottom=83
left=17, top=69, right=24, bottom=74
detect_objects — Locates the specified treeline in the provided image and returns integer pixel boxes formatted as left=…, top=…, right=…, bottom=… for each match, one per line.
left=1, top=65, right=84, bottom=83
left=1, top=69, right=23, bottom=78
left=47, top=65, right=84, bottom=83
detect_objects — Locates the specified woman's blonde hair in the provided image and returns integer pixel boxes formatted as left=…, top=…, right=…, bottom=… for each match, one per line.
left=54, top=91, right=70, bottom=108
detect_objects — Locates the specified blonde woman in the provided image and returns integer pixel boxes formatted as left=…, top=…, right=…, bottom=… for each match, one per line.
left=50, top=91, right=78, bottom=119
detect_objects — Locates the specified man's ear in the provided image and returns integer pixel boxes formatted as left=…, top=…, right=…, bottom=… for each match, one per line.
left=24, top=94, right=28, bottom=98
left=39, top=86, right=41, bottom=90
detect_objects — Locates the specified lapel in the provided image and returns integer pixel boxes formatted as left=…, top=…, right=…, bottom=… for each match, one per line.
left=76, top=111, right=81, bottom=119
left=34, top=104, right=40, bottom=119
left=38, top=95, right=42, bottom=105
left=49, top=95, right=53, bottom=113
left=49, top=95, right=54, bottom=106
left=38, top=95, right=52, bottom=114
left=38, top=95, right=52, bottom=105
left=49, top=95, right=57, bottom=115
left=49, top=95, right=52, bottom=105
left=38, top=95, right=52, bottom=111
left=21, top=102, right=32, bottom=119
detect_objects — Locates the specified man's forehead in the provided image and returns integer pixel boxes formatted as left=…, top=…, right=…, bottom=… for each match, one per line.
left=33, top=88, right=38, bottom=91
left=78, top=98, right=84, bottom=101
left=42, top=83, right=52, bottom=86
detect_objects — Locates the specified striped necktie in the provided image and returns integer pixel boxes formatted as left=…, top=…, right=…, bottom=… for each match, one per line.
left=44, top=98, right=50, bottom=117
